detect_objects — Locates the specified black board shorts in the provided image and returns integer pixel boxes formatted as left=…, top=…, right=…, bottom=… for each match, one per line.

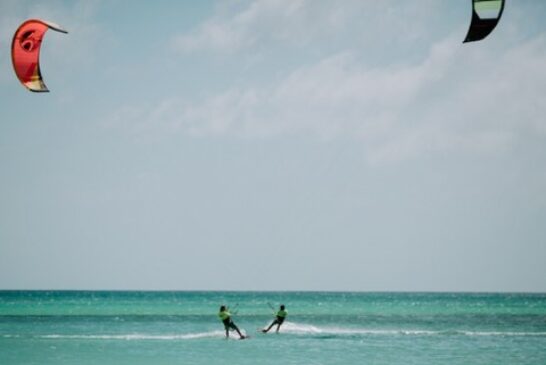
left=223, top=319, right=237, bottom=330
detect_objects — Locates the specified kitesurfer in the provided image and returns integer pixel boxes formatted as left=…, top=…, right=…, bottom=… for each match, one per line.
left=218, top=305, right=246, bottom=339
left=262, top=304, right=287, bottom=333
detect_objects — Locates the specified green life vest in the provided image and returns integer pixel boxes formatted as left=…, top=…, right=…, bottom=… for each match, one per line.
left=218, top=310, right=231, bottom=321
left=276, top=309, right=287, bottom=318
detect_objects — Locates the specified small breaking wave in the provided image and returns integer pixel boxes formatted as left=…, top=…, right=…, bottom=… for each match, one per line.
left=0, top=331, right=226, bottom=341
left=3, top=325, right=545, bottom=341
left=280, top=322, right=546, bottom=337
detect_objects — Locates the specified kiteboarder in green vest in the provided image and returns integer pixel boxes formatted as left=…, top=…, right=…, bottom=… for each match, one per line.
left=262, top=304, right=287, bottom=333
left=218, top=305, right=246, bottom=339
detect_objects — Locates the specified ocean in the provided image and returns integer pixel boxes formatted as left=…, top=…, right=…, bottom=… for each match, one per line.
left=1, top=291, right=545, bottom=365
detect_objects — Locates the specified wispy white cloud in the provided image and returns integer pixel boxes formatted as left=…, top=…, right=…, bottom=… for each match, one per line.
left=101, top=1, right=546, bottom=164
left=107, top=29, right=546, bottom=164
left=172, top=0, right=325, bottom=53
left=171, top=0, right=443, bottom=54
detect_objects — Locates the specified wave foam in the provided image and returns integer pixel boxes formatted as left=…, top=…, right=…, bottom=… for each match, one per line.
left=36, top=331, right=226, bottom=341
left=3, top=326, right=545, bottom=341
left=280, top=322, right=546, bottom=337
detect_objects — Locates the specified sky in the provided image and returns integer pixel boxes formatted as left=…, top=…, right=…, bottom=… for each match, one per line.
left=0, top=0, right=545, bottom=292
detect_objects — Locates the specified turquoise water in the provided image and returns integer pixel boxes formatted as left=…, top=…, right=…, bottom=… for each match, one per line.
left=1, top=291, right=545, bottom=365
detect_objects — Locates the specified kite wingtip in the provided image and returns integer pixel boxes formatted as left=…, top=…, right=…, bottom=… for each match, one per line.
left=43, top=20, right=68, bottom=34
left=28, top=87, right=50, bottom=93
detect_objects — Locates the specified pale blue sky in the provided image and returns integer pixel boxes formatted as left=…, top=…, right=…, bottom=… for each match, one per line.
left=1, top=0, right=545, bottom=291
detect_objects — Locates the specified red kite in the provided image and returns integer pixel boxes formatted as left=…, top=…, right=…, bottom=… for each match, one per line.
left=11, top=19, right=68, bottom=92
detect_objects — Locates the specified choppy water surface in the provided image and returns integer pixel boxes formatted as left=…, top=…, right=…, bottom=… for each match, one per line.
left=1, top=291, right=545, bottom=365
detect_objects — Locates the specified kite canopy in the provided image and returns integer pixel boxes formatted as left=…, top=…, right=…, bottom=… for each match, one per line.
left=11, top=19, right=68, bottom=92
left=463, top=0, right=505, bottom=43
